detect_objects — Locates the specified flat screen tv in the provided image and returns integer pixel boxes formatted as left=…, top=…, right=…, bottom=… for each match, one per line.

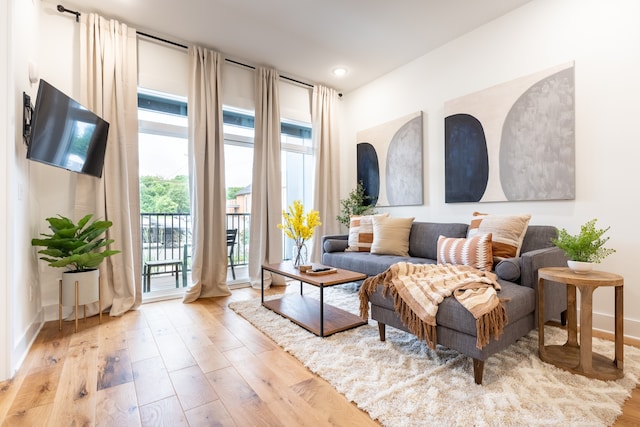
left=26, top=79, right=110, bottom=178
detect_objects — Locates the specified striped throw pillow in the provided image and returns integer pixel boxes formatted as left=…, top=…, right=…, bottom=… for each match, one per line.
left=437, top=233, right=493, bottom=271
left=467, top=212, right=531, bottom=263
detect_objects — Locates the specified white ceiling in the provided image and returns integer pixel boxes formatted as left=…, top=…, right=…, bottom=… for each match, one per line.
left=55, top=0, right=532, bottom=92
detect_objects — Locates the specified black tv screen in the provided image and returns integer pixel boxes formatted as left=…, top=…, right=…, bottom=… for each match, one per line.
left=26, top=80, right=110, bottom=178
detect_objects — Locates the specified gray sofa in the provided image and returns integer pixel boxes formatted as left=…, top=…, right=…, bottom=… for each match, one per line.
left=321, top=221, right=568, bottom=384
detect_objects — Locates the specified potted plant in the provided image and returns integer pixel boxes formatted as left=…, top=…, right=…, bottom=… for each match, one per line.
left=31, top=214, right=120, bottom=306
left=551, top=218, right=616, bottom=273
left=336, top=181, right=375, bottom=228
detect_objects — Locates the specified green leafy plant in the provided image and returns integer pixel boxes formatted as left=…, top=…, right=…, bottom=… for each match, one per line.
left=336, top=181, right=376, bottom=227
left=31, top=214, right=120, bottom=272
left=551, top=218, right=616, bottom=263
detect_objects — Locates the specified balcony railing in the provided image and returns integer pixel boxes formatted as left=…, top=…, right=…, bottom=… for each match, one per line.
left=140, top=213, right=250, bottom=284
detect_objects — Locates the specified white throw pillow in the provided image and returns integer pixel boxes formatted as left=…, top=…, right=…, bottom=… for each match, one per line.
left=371, top=216, right=415, bottom=257
left=467, top=212, right=531, bottom=262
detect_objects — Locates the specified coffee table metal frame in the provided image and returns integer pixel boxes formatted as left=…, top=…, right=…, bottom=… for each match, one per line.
left=261, top=262, right=367, bottom=337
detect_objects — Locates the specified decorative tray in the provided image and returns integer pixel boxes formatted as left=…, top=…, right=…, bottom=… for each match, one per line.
left=304, top=267, right=338, bottom=276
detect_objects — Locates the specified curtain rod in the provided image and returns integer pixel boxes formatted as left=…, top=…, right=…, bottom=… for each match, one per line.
left=137, top=30, right=188, bottom=50
left=57, top=5, right=315, bottom=89
left=137, top=32, right=314, bottom=89
left=57, top=4, right=80, bottom=22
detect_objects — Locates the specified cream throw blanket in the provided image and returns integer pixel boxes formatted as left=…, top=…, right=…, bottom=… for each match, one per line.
left=360, top=262, right=508, bottom=349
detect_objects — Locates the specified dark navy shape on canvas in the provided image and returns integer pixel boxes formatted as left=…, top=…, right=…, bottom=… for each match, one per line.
left=444, top=113, right=489, bottom=203
left=357, top=142, right=380, bottom=206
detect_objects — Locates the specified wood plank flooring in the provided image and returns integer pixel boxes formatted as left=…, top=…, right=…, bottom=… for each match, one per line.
left=0, top=285, right=377, bottom=427
left=0, top=284, right=639, bottom=426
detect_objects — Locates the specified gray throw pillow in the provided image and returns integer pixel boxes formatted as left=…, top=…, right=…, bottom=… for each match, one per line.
left=495, top=257, right=521, bottom=282
left=323, top=239, right=349, bottom=253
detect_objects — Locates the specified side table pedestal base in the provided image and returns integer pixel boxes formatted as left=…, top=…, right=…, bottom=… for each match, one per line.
left=540, top=344, right=623, bottom=380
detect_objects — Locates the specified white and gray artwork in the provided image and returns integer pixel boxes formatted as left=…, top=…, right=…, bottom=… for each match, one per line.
left=357, top=112, right=424, bottom=207
left=445, top=62, right=575, bottom=203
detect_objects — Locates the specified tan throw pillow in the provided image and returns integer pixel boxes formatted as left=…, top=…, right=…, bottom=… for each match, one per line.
left=467, top=212, right=531, bottom=262
left=437, top=233, right=493, bottom=271
left=370, top=216, right=414, bottom=256
left=345, top=213, right=389, bottom=252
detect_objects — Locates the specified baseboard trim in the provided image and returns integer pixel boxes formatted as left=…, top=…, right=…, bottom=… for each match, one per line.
left=11, top=308, right=44, bottom=377
left=592, top=310, right=640, bottom=343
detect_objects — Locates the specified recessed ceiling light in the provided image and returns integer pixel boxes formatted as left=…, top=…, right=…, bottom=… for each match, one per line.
left=332, top=67, right=348, bottom=77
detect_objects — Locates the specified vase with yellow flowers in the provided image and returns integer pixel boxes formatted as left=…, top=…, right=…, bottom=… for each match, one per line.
left=278, top=200, right=322, bottom=268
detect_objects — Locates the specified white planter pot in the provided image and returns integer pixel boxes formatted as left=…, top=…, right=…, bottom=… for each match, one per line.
left=61, top=269, right=100, bottom=306
left=567, top=260, right=594, bottom=274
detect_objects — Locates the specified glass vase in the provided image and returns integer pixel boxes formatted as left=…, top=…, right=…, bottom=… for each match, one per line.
left=291, top=242, right=308, bottom=268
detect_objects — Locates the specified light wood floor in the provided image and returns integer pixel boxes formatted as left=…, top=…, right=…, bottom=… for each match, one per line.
left=0, top=284, right=639, bottom=426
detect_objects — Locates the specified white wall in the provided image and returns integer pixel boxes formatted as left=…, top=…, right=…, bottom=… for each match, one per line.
left=341, top=0, right=640, bottom=338
left=35, top=1, right=79, bottom=320
left=0, top=0, right=46, bottom=381
left=0, top=0, right=12, bottom=381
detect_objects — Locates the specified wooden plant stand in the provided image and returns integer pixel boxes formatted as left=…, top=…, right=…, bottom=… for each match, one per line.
left=59, top=277, right=102, bottom=333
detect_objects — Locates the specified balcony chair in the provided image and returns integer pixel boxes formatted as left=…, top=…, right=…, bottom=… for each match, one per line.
left=227, top=229, right=238, bottom=280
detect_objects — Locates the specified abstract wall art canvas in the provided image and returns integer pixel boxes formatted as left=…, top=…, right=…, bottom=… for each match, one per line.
left=444, top=62, right=575, bottom=203
left=357, top=111, right=423, bottom=207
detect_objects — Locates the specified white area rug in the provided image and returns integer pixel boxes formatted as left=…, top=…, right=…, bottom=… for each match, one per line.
left=229, top=284, right=640, bottom=426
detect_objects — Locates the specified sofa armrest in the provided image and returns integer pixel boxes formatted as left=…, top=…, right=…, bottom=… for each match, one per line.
left=520, top=246, right=568, bottom=324
left=519, top=246, right=568, bottom=289
left=321, top=234, right=348, bottom=255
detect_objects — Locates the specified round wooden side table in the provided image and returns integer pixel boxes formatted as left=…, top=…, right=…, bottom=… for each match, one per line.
left=537, top=267, right=623, bottom=380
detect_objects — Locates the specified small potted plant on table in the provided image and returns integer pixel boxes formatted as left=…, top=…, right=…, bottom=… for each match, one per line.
left=551, top=218, right=616, bottom=273
left=31, top=214, right=120, bottom=329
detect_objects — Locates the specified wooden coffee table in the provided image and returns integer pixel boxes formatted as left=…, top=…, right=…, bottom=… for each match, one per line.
left=261, top=262, right=367, bottom=337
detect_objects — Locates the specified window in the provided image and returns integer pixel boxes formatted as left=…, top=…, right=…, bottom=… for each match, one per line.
left=137, top=91, right=315, bottom=290
left=138, top=89, right=190, bottom=297
left=222, top=109, right=314, bottom=261
left=138, top=90, right=189, bottom=217
left=223, top=108, right=254, bottom=274
left=280, top=119, right=314, bottom=260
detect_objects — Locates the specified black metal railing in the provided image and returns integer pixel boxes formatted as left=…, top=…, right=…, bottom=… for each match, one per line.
left=140, top=213, right=250, bottom=283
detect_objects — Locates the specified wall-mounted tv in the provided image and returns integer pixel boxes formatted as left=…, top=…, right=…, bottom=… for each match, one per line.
left=26, top=79, right=110, bottom=178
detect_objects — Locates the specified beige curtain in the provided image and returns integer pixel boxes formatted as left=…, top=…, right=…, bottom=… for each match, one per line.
left=183, top=46, right=230, bottom=302
left=310, top=86, right=342, bottom=263
left=76, top=13, right=141, bottom=316
left=248, top=68, right=285, bottom=288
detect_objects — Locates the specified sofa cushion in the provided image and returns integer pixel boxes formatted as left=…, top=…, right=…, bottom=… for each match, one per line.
left=408, top=222, right=469, bottom=259
left=495, top=257, right=521, bottom=282
left=436, top=280, right=535, bottom=335
left=367, top=279, right=535, bottom=336
left=345, top=213, right=388, bottom=252
left=436, top=233, right=493, bottom=271
left=371, top=216, right=414, bottom=256
left=322, top=251, right=436, bottom=278
left=467, top=212, right=531, bottom=262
